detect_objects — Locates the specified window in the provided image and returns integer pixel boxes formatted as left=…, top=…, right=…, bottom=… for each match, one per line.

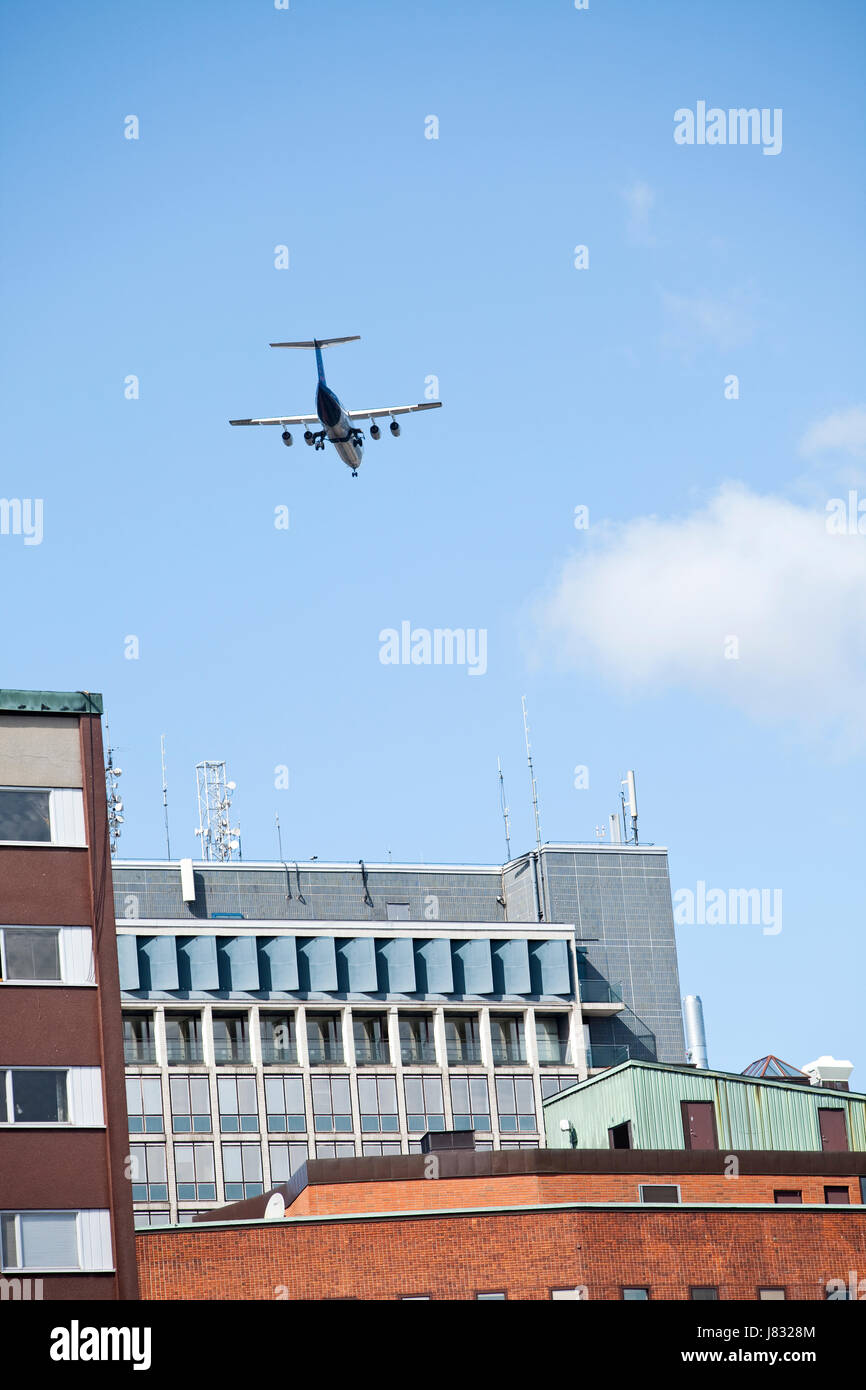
left=362, top=1141, right=402, bottom=1156
left=170, top=1075, right=212, bottom=1133
left=178, top=1211, right=207, bottom=1224
left=540, top=1073, right=579, bottom=1100
left=500, top=1140, right=540, bottom=1149
left=622, top=1288, right=649, bottom=1300
left=400, top=1294, right=430, bottom=1300
left=639, top=1184, right=681, bottom=1204
left=551, top=1288, right=587, bottom=1300
left=312, top=1074, right=352, bottom=1132
left=474, top=1140, right=494, bottom=1152
left=316, top=1142, right=355, bottom=1158
left=536, top=1015, right=569, bottom=1065
left=490, top=1015, right=526, bottom=1065
left=609, top=1121, right=633, bottom=1150
left=773, top=1190, right=802, bottom=1204
left=269, top=1142, right=308, bottom=1183
left=476, top=1291, right=506, bottom=1300
left=0, top=1070, right=68, bottom=1124
left=129, top=1144, right=169, bottom=1201
left=212, top=1014, right=250, bottom=1064
left=405, top=1075, right=446, bottom=1132
left=307, top=1013, right=343, bottom=1065
left=1, top=927, right=61, bottom=981
left=444, top=1014, right=481, bottom=1064
left=0, top=788, right=50, bottom=841
left=133, top=1211, right=171, bottom=1230
left=265, top=1075, right=306, bottom=1133
left=126, top=1077, right=163, bottom=1133
left=222, top=1143, right=263, bottom=1200
left=386, top=903, right=410, bottom=921
left=861, top=1177, right=866, bottom=1205
left=124, top=1013, right=156, bottom=1064
left=218, top=1075, right=259, bottom=1133
left=690, top=1287, right=719, bottom=1300
left=399, top=1013, right=437, bottom=1064
left=758, top=1288, right=786, bottom=1300
left=358, top=1075, right=399, bottom=1133
left=260, top=1013, right=296, bottom=1064
left=495, top=1076, right=536, bottom=1133
left=449, top=1075, right=490, bottom=1132
left=353, top=1014, right=390, bottom=1065
left=165, top=1014, right=203, bottom=1065
left=174, top=1142, right=216, bottom=1200
left=824, top=1186, right=850, bottom=1205
left=1, top=1212, right=79, bottom=1269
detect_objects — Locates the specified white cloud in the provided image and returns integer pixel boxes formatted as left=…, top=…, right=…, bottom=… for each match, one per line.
left=660, top=288, right=754, bottom=353
left=534, top=484, right=866, bottom=749
left=622, top=180, right=655, bottom=242
left=799, top=406, right=866, bottom=460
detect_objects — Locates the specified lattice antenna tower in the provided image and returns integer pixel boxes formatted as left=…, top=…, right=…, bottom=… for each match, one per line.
left=194, top=760, right=240, bottom=861
left=105, top=724, right=124, bottom=856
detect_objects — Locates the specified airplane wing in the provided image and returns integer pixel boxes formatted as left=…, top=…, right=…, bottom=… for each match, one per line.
left=346, top=402, right=443, bottom=421
left=229, top=414, right=319, bottom=426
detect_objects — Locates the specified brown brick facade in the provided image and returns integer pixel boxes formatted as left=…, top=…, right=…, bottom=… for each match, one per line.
left=136, top=1205, right=866, bottom=1301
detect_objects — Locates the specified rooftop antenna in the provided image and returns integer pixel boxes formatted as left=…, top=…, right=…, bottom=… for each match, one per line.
left=497, top=757, right=512, bottom=861
left=275, top=811, right=283, bottom=861
left=160, top=735, right=171, bottom=859
left=521, top=695, right=543, bottom=853
left=105, top=724, right=124, bottom=856
left=621, top=769, right=638, bottom=845
left=194, top=760, right=241, bottom=862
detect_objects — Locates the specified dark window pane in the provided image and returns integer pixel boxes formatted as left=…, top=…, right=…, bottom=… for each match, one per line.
left=0, top=789, right=51, bottom=841
left=5, top=928, right=61, bottom=981
left=12, top=1070, right=67, bottom=1123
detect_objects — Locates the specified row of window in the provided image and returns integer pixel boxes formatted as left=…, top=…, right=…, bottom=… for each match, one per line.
left=127, top=1070, right=561, bottom=1137
left=124, top=1009, right=572, bottom=1067
left=131, top=1134, right=544, bottom=1209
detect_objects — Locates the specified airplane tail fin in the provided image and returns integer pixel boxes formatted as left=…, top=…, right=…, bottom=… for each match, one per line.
left=269, top=336, right=360, bottom=383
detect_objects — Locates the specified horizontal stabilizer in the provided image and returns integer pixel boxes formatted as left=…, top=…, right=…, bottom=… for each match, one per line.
left=269, top=336, right=361, bottom=349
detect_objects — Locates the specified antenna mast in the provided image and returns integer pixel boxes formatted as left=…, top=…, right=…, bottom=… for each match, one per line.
left=160, top=735, right=171, bottom=859
left=497, top=757, right=512, bottom=861
left=521, top=695, right=542, bottom=852
left=105, top=725, right=124, bottom=856
left=194, top=760, right=241, bottom=862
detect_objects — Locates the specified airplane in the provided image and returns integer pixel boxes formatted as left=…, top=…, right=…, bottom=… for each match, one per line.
left=229, top=335, right=442, bottom=476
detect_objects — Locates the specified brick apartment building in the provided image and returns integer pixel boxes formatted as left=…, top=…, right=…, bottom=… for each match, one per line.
left=0, top=690, right=137, bottom=1299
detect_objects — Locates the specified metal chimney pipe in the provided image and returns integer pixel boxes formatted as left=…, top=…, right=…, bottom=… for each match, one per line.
left=683, top=994, right=709, bottom=1069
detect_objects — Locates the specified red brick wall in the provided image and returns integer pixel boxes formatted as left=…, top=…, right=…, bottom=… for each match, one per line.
left=136, top=1206, right=866, bottom=1301
left=288, top=1171, right=861, bottom=1216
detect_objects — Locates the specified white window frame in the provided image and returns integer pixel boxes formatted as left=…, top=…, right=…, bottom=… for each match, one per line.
left=0, top=1067, right=103, bottom=1127
left=0, top=786, right=86, bottom=848
left=0, top=1210, right=112, bottom=1274
left=0, top=925, right=94, bottom=988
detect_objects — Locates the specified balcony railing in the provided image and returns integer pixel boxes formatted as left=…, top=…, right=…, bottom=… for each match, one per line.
left=586, top=1044, right=630, bottom=1070
left=536, top=1041, right=570, bottom=1066
left=165, top=1041, right=204, bottom=1065
left=260, top=1042, right=298, bottom=1065
left=579, top=979, right=624, bottom=1004
left=213, top=1041, right=251, bottom=1064
left=446, top=1043, right=483, bottom=1065
left=124, top=1041, right=157, bottom=1064
left=307, top=1042, right=344, bottom=1065
left=491, top=1043, right=527, bottom=1066
left=353, top=1040, right=390, bottom=1065
left=401, top=1041, right=437, bottom=1065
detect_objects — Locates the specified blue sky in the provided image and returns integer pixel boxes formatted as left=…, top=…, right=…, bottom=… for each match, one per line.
left=1, top=0, right=864, bottom=1079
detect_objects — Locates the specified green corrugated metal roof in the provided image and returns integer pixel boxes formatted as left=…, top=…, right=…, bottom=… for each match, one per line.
left=0, top=689, right=103, bottom=714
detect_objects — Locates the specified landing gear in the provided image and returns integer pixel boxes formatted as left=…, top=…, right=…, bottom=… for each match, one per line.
left=351, top=470, right=358, bottom=477
left=314, top=436, right=326, bottom=451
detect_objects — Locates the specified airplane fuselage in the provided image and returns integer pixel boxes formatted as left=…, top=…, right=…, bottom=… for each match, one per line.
left=316, top=380, right=363, bottom=471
